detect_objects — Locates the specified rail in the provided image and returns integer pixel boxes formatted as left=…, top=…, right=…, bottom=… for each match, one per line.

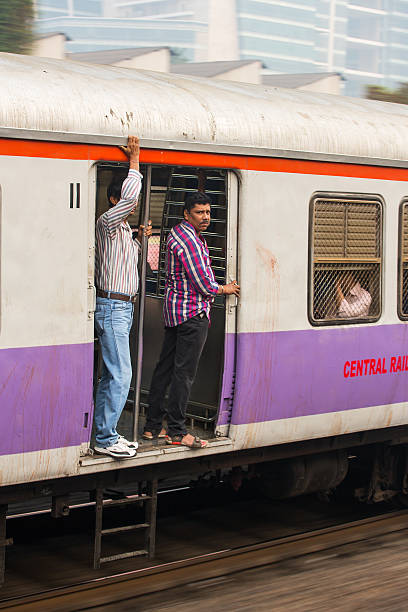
left=2, top=510, right=408, bottom=611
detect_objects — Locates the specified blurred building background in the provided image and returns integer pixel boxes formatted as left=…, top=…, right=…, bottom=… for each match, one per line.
left=33, top=0, right=408, bottom=97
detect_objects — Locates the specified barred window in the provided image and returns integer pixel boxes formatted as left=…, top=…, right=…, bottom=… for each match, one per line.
left=309, top=194, right=382, bottom=325
left=398, top=199, right=408, bottom=319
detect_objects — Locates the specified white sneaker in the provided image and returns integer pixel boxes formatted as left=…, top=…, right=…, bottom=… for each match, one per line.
left=118, top=435, right=139, bottom=450
left=94, top=441, right=136, bottom=459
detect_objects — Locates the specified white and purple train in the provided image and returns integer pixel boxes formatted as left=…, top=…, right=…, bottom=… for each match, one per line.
left=1, top=52, right=408, bottom=541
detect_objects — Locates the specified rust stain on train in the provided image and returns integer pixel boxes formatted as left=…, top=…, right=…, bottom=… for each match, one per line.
left=254, top=243, right=280, bottom=333
left=241, top=244, right=281, bottom=446
left=241, top=422, right=263, bottom=450
left=0, top=364, right=17, bottom=398
left=329, top=413, right=344, bottom=437
left=21, top=366, right=35, bottom=400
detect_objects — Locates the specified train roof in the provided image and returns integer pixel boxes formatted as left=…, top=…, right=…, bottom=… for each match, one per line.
left=1, top=52, right=408, bottom=164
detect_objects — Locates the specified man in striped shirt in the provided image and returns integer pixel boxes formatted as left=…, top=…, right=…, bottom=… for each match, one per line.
left=94, top=136, right=151, bottom=459
left=144, top=192, right=240, bottom=449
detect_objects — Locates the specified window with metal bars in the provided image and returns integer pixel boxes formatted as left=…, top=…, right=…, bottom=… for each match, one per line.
left=147, top=167, right=227, bottom=305
left=398, top=199, right=408, bottom=319
left=309, top=194, right=383, bottom=325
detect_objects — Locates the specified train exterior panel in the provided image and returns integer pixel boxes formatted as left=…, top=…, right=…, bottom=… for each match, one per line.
left=0, top=154, right=95, bottom=484
left=228, top=168, right=408, bottom=448
left=1, top=53, right=408, bottom=488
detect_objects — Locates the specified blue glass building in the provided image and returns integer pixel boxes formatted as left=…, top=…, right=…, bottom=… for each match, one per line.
left=35, top=0, right=204, bottom=59
left=37, top=0, right=103, bottom=19
left=35, top=0, right=408, bottom=96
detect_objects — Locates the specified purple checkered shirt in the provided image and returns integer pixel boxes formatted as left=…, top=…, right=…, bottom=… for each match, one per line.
left=163, top=221, right=219, bottom=327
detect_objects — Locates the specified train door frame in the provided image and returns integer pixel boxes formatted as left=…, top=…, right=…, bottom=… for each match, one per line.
left=214, top=170, right=239, bottom=437
left=133, top=164, right=239, bottom=437
left=93, top=161, right=239, bottom=442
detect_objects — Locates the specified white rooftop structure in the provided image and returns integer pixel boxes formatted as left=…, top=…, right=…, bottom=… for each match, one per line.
left=2, top=53, right=408, bottom=164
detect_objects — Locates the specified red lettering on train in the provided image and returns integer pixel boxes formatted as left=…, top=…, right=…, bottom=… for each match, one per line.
left=343, top=355, right=408, bottom=378
left=364, top=359, right=370, bottom=375
left=375, top=358, right=383, bottom=375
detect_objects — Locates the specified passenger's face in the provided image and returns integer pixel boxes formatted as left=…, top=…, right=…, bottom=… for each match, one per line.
left=184, top=203, right=211, bottom=233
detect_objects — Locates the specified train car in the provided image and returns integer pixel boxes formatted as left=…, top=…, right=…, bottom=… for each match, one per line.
left=1, top=52, right=408, bottom=572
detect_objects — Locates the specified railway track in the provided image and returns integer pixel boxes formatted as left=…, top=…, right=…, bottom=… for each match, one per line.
left=2, top=509, right=408, bottom=611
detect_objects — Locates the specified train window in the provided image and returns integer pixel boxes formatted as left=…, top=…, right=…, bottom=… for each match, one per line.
left=309, top=194, right=383, bottom=325
left=398, top=198, right=408, bottom=319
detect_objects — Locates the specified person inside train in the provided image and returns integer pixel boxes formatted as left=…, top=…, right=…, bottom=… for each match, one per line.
left=143, top=191, right=240, bottom=449
left=336, top=271, right=371, bottom=318
left=93, top=135, right=152, bottom=459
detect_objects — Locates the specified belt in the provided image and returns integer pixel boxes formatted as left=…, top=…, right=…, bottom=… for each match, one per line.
left=96, top=289, right=137, bottom=303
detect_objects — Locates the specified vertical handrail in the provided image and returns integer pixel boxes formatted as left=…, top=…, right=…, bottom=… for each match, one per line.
left=93, top=489, right=103, bottom=570
left=0, top=504, right=7, bottom=585
left=132, top=165, right=152, bottom=442
left=145, top=479, right=158, bottom=559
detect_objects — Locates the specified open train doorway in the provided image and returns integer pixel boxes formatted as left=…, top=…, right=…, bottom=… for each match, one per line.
left=93, top=162, right=238, bottom=445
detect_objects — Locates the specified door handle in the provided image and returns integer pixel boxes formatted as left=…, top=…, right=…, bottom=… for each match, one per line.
left=88, top=282, right=96, bottom=319
left=227, top=276, right=239, bottom=314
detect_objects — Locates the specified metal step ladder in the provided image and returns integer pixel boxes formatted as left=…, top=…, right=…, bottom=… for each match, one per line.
left=92, top=480, right=158, bottom=569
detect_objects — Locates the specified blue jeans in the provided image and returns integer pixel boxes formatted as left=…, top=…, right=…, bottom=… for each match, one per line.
left=94, top=297, right=134, bottom=447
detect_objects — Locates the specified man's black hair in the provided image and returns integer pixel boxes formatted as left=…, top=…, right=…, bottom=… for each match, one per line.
left=184, top=191, right=212, bottom=213
left=107, top=179, right=124, bottom=208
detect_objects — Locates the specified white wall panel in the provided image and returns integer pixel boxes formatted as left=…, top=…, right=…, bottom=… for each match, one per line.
left=238, top=169, right=408, bottom=333
left=229, top=402, right=408, bottom=449
left=0, top=156, right=95, bottom=349
left=0, top=446, right=81, bottom=487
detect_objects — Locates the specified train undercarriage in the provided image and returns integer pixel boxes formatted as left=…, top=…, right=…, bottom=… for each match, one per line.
left=1, top=424, right=408, bottom=585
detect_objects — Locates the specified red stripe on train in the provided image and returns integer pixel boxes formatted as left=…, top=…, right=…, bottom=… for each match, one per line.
left=0, top=138, right=407, bottom=181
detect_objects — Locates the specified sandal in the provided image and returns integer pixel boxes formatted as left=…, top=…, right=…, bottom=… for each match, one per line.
left=166, top=434, right=208, bottom=449
left=143, top=428, right=167, bottom=440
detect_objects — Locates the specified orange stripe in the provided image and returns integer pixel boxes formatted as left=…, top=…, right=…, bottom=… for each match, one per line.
left=1, top=138, right=408, bottom=181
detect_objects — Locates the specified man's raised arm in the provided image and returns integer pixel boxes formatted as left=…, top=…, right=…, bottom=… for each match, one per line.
left=105, top=136, right=142, bottom=237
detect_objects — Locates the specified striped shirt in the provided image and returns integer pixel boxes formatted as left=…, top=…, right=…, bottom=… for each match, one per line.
left=163, top=220, right=219, bottom=327
left=95, top=169, right=142, bottom=296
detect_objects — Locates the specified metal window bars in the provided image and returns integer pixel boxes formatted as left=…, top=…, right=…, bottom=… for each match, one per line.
left=156, top=168, right=227, bottom=305
left=311, top=197, right=382, bottom=324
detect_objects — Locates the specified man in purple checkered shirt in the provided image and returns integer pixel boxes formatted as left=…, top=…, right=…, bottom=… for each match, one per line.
left=144, top=192, right=240, bottom=449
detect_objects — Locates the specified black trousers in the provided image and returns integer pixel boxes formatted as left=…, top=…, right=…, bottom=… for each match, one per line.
left=145, top=313, right=209, bottom=437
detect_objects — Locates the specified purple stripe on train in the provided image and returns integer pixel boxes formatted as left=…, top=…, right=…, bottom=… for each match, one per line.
left=221, top=324, right=408, bottom=427
left=0, top=343, right=93, bottom=456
